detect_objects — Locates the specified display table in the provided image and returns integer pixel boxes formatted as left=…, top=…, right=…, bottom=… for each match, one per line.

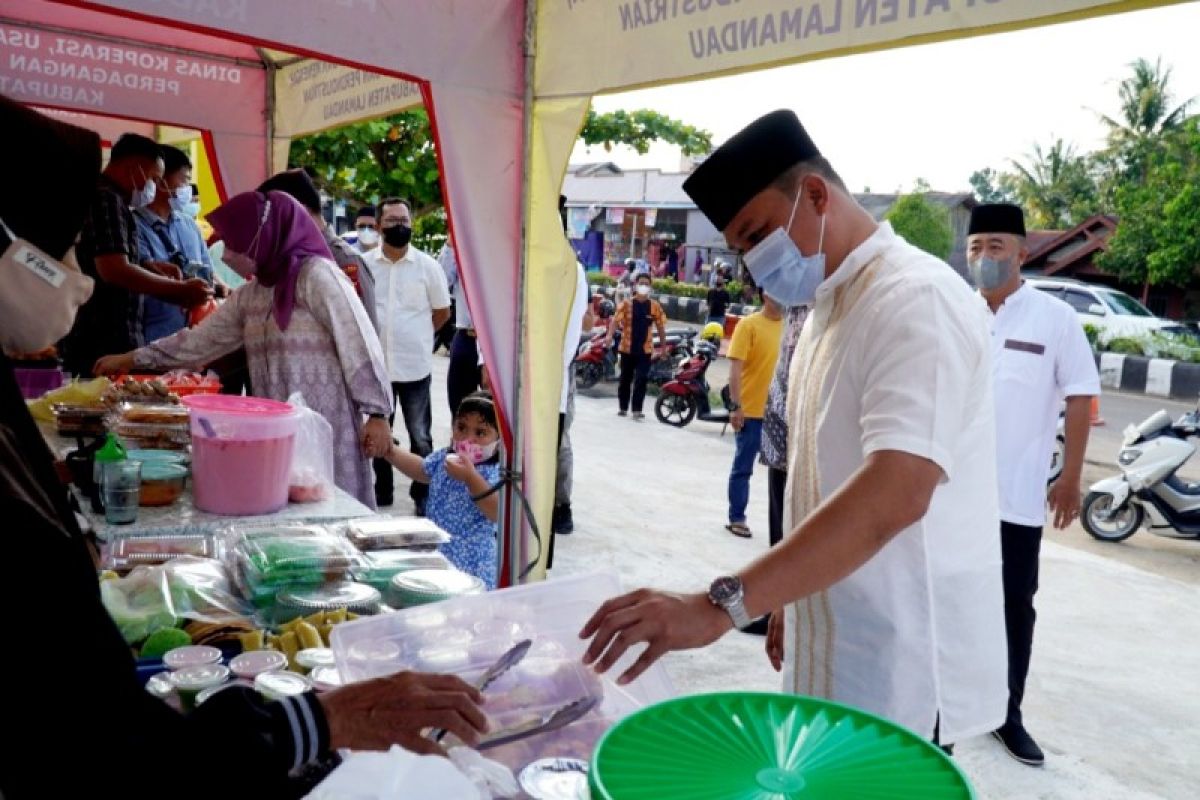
left=41, top=424, right=374, bottom=540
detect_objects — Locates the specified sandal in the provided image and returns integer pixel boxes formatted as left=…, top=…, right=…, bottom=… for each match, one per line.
left=725, top=522, right=752, bottom=538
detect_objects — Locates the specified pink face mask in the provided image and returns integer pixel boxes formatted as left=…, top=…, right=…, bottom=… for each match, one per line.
left=454, top=438, right=499, bottom=464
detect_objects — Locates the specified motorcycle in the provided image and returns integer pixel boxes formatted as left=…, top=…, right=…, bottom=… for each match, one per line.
left=653, top=340, right=734, bottom=431
left=1081, top=406, right=1200, bottom=542
left=574, top=329, right=695, bottom=391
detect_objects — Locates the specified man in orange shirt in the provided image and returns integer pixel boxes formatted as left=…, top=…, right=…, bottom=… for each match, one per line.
left=725, top=292, right=784, bottom=537
left=604, top=273, right=667, bottom=419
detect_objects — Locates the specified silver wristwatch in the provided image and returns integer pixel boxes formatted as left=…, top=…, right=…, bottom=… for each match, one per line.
left=708, top=575, right=751, bottom=629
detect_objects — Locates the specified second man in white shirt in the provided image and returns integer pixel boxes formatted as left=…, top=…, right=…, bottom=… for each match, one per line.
left=364, top=197, right=451, bottom=512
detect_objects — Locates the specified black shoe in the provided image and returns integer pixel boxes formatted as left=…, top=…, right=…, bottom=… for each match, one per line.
left=553, top=504, right=574, bottom=535
left=376, top=494, right=394, bottom=508
left=414, top=501, right=427, bottom=518
left=992, top=722, right=1045, bottom=766
left=740, top=616, right=769, bottom=636
left=617, top=409, right=628, bottom=417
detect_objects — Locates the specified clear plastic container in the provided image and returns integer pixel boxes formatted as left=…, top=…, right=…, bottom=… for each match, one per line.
left=330, top=572, right=676, bottom=777
left=104, top=533, right=215, bottom=570
left=171, top=663, right=230, bottom=711
left=139, top=462, right=189, bottom=507
left=229, top=650, right=288, bottom=680
left=232, top=526, right=362, bottom=588
left=115, top=401, right=191, bottom=425
left=388, top=569, right=485, bottom=608
left=163, top=644, right=223, bottom=671
left=343, top=516, right=452, bottom=551
left=182, top=395, right=300, bottom=515
left=353, top=549, right=450, bottom=593
left=275, top=582, right=381, bottom=623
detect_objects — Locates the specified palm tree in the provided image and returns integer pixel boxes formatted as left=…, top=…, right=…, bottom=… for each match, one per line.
left=1009, top=139, right=1096, bottom=229
left=1098, top=57, right=1195, bottom=181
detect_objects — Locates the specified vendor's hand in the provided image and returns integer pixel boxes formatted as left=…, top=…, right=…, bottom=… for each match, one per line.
left=766, top=610, right=785, bottom=672
left=147, top=260, right=183, bottom=280
left=1048, top=478, right=1082, bottom=530
left=318, top=671, right=488, bottom=755
left=213, top=279, right=231, bottom=299
left=361, top=416, right=392, bottom=458
left=731, top=408, right=745, bottom=432
left=173, top=277, right=214, bottom=307
left=93, top=352, right=135, bottom=376
left=579, top=590, right=731, bottom=686
left=444, top=453, right=477, bottom=484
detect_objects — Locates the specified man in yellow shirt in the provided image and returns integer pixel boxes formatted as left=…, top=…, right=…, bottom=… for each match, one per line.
left=725, top=291, right=784, bottom=537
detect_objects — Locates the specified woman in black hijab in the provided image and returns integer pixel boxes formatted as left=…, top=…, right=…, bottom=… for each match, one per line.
left=0, top=96, right=486, bottom=798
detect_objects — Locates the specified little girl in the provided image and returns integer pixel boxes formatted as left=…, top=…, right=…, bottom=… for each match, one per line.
left=383, top=391, right=502, bottom=589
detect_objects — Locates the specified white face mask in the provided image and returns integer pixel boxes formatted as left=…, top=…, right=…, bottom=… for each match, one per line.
left=131, top=167, right=156, bottom=210
left=742, top=186, right=825, bottom=308
left=356, top=227, right=380, bottom=248
left=636, top=284, right=651, bottom=296
left=169, top=184, right=193, bottom=213
left=0, top=217, right=94, bottom=355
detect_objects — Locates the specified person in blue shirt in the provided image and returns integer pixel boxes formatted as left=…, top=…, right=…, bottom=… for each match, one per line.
left=133, top=144, right=214, bottom=342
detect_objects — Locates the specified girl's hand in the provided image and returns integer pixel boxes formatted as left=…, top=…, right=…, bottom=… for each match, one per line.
left=444, top=453, right=477, bottom=484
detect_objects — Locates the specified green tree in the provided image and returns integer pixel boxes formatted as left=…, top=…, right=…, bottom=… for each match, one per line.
left=968, top=167, right=1016, bottom=204
left=886, top=192, right=954, bottom=260
left=1007, top=139, right=1100, bottom=229
left=1099, top=57, right=1193, bottom=169
left=579, top=108, right=712, bottom=155
left=1098, top=118, right=1200, bottom=287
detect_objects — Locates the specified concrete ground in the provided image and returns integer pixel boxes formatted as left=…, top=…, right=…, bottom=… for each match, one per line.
left=404, top=355, right=1200, bottom=799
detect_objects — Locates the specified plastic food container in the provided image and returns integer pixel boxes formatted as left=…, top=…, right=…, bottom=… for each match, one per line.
left=116, top=401, right=191, bottom=425
left=344, top=516, right=452, bottom=551
left=139, top=462, right=189, bottom=507
left=163, top=645, right=223, bottom=671
left=229, top=650, right=288, bottom=680
left=126, top=449, right=190, bottom=467
left=254, top=670, right=312, bottom=701
left=182, top=395, right=300, bottom=515
left=232, top=527, right=363, bottom=610
left=354, top=550, right=451, bottom=593
left=52, top=403, right=108, bottom=437
left=275, top=582, right=381, bottom=622
left=104, top=533, right=215, bottom=570
left=388, top=569, right=485, bottom=608
left=171, top=663, right=231, bottom=711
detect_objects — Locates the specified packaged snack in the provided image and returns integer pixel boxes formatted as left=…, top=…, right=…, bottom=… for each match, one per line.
left=114, top=401, right=191, bottom=425
left=51, top=403, right=108, bottom=437
left=275, top=582, right=382, bottom=623
left=104, top=533, right=215, bottom=570
left=353, top=549, right=450, bottom=593
left=231, top=525, right=362, bottom=588
left=344, top=516, right=451, bottom=551
left=388, top=569, right=485, bottom=608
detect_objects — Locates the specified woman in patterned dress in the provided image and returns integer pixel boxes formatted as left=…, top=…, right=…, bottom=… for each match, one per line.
left=95, top=190, right=393, bottom=508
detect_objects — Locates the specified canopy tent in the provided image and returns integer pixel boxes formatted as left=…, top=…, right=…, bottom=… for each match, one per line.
left=1, top=0, right=1188, bottom=585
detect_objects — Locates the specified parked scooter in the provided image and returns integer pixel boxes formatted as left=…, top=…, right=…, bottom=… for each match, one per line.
left=653, top=339, right=734, bottom=431
left=1081, top=406, right=1200, bottom=542
left=574, top=328, right=695, bottom=391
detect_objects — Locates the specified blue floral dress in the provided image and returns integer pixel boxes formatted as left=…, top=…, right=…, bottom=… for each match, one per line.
left=423, top=449, right=501, bottom=589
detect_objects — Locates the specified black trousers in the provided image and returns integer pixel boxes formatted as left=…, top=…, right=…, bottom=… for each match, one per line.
left=617, top=351, right=651, bottom=413
left=447, top=329, right=482, bottom=415
left=372, top=376, right=433, bottom=508
left=1000, top=521, right=1042, bottom=728
left=767, top=467, right=788, bottom=547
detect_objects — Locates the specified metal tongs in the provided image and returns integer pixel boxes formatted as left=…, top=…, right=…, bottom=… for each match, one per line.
left=431, top=638, right=532, bottom=743
left=476, top=694, right=601, bottom=751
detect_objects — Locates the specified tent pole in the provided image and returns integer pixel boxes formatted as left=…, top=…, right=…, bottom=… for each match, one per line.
left=257, top=49, right=278, bottom=173
left=505, top=0, right=539, bottom=587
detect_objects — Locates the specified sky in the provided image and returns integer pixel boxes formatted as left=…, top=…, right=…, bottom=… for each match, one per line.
left=570, top=3, right=1200, bottom=195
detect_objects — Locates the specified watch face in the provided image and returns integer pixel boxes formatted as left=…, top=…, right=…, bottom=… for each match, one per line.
left=709, top=575, right=741, bottom=605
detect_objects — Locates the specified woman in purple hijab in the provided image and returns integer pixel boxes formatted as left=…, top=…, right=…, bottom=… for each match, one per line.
left=97, top=190, right=393, bottom=508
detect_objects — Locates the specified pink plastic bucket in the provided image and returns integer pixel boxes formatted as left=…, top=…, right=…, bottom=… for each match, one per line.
left=182, top=395, right=300, bottom=515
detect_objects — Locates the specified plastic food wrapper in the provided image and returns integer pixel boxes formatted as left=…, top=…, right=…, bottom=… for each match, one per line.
left=102, top=532, right=216, bottom=571
left=286, top=393, right=335, bottom=504
left=26, top=377, right=110, bottom=423
left=98, top=556, right=253, bottom=644
left=330, top=572, right=675, bottom=780
left=353, top=550, right=451, bottom=593
left=226, top=524, right=362, bottom=609
left=306, top=745, right=486, bottom=800
left=342, top=516, right=452, bottom=551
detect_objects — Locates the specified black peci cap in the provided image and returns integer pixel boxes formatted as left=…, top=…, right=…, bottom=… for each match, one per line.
left=683, top=109, right=820, bottom=231
left=968, top=203, right=1026, bottom=237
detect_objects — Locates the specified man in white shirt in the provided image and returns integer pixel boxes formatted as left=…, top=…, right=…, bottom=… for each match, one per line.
left=579, top=110, right=1006, bottom=749
left=968, top=203, right=1100, bottom=767
left=364, top=197, right=451, bottom=512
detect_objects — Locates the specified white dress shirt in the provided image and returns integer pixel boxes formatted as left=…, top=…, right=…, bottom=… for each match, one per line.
left=363, top=244, right=451, bottom=383
left=561, top=262, right=590, bottom=413
left=989, top=283, right=1100, bottom=526
left=782, top=222, right=1007, bottom=744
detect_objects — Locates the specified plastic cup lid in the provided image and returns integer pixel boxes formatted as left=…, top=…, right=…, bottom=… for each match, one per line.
left=196, top=678, right=255, bottom=706
left=296, top=648, right=336, bottom=670
left=126, top=449, right=188, bottom=464
left=520, top=759, right=590, bottom=800
left=163, top=645, right=223, bottom=670
left=230, top=650, right=289, bottom=678
left=278, top=582, right=381, bottom=610
left=392, top=569, right=485, bottom=596
left=144, top=671, right=175, bottom=699
left=309, top=665, right=343, bottom=691
left=170, top=663, right=231, bottom=691
left=255, top=670, right=313, bottom=700
left=182, top=394, right=295, bottom=417
left=140, top=462, right=189, bottom=481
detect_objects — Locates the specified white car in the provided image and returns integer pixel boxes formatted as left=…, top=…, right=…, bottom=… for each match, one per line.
left=1026, top=277, right=1178, bottom=342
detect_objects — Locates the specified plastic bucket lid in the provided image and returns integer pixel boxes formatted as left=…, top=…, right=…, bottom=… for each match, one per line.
left=182, top=394, right=299, bottom=441
left=589, top=692, right=975, bottom=800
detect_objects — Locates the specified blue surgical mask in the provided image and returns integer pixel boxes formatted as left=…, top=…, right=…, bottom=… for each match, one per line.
left=742, top=188, right=825, bottom=307
left=970, top=256, right=1012, bottom=291
left=169, top=185, right=193, bottom=214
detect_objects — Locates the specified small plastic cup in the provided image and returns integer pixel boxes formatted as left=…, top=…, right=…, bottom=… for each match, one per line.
left=163, top=645, right=223, bottom=671
left=102, top=460, right=142, bottom=525
left=309, top=665, right=344, bottom=692
left=295, top=648, right=336, bottom=674
left=254, top=670, right=313, bottom=701
left=230, top=650, right=288, bottom=680
left=171, top=664, right=230, bottom=711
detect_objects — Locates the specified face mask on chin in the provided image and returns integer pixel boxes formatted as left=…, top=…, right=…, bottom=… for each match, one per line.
left=742, top=185, right=826, bottom=308
left=0, top=218, right=94, bottom=355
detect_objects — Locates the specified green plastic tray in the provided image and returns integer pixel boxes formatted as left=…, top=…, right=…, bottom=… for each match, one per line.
left=589, top=692, right=973, bottom=800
